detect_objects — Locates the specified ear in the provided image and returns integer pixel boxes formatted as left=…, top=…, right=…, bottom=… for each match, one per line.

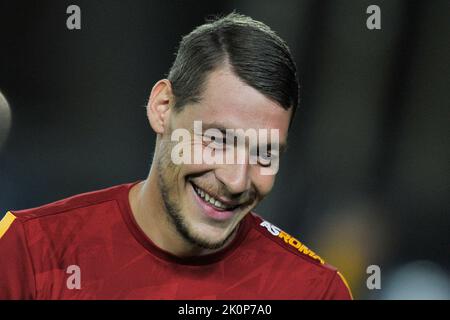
left=146, top=79, right=174, bottom=134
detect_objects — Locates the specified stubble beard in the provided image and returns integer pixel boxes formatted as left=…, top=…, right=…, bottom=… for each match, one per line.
left=156, top=150, right=237, bottom=251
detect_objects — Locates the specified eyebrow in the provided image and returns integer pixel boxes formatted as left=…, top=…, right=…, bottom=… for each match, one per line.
left=200, top=122, right=228, bottom=135
left=199, top=121, right=289, bottom=155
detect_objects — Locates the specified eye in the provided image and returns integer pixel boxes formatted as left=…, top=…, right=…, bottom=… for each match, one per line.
left=258, top=152, right=272, bottom=167
left=257, top=146, right=273, bottom=167
left=203, top=134, right=226, bottom=149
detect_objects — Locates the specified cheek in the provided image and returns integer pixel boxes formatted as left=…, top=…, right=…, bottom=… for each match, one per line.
left=159, top=151, right=184, bottom=186
left=252, top=173, right=276, bottom=198
left=181, top=161, right=217, bottom=176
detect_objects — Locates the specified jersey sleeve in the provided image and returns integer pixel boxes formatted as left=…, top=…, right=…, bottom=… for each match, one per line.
left=0, top=212, right=36, bottom=299
left=322, top=271, right=353, bottom=300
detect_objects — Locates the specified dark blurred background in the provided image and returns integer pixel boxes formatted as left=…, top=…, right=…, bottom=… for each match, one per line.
left=0, top=0, right=449, bottom=299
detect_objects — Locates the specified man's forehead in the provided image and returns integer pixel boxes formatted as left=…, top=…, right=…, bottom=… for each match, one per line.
left=177, top=101, right=291, bottom=144
left=200, top=68, right=284, bottom=114
left=174, top=67, right=293, bottom=138
left=188, top=92, right=291, bottom=131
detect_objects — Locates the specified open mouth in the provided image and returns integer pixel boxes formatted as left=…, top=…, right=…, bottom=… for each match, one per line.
left=190, top=182, right=239, bottom=212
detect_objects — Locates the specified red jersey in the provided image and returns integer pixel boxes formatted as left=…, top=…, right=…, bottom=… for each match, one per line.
left=0, top=181, right=352, bottom=300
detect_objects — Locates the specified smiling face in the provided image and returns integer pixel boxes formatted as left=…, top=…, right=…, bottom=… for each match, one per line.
left=153, top=66, right=292, bottom=250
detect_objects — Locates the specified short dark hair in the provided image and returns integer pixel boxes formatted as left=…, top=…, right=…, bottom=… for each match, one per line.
left=167, top=12, right=299, bottom=120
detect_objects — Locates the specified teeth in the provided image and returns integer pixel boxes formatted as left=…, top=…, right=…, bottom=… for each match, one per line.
left=193, top=185, right=230, bottom=210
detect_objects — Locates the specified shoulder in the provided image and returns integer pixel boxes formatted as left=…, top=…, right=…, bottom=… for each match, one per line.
left=1, top=181, right=138, bottom=263
left=245, top=212, right=353, bottom=299
left=247, top=212, right=327, bottom=267
left=7, top=182, right=135, bottom=224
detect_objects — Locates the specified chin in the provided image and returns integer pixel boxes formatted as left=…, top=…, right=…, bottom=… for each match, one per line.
left=185, top=218, right=237, bottom=249
left=193, top=220, right=231, bottom=240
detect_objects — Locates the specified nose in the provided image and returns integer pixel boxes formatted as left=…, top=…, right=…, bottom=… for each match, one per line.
left=215, top=162, right=251, bottom=195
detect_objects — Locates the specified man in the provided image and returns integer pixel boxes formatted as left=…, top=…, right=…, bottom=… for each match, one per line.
left=0, top=13, right=352, bottom=299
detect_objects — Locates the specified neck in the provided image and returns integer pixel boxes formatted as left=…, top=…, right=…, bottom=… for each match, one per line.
left=128, top=168, right=237, bottom=258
